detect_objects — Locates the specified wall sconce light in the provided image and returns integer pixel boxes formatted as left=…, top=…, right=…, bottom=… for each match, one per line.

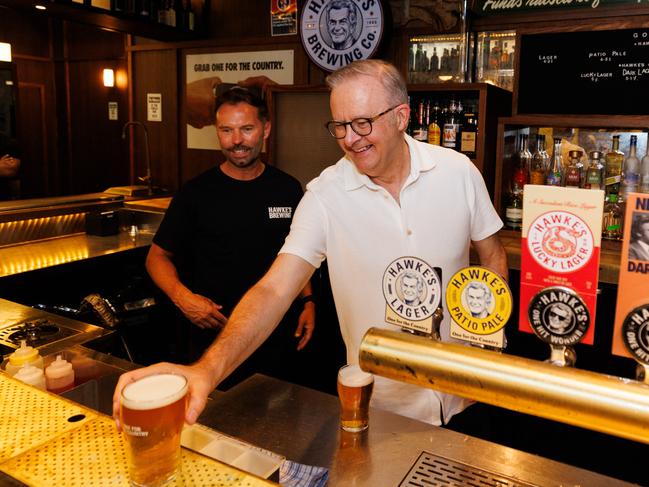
left=103, top=68, right=115, bottom=87
left=0, top=43, right=11, bottom=63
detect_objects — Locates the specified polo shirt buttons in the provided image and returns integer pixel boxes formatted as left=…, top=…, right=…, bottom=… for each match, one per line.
left=407, top=229, right=413, bottom=236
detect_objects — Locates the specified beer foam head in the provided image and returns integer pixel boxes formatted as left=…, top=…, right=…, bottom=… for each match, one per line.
left=339, top=364, right=373, bottom=387
left=122, top=373, right=188, bottom=410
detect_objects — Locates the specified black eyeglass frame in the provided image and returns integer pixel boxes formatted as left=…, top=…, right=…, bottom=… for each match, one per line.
left=324, top=104, right=401, bottom=139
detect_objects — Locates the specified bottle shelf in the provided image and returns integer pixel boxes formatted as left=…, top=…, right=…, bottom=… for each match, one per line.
left=0, top=0, right=205, bottom=42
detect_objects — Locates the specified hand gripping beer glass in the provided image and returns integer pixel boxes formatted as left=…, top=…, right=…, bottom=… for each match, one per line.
left=337, top=364, right=374, bottom=432
left=120, top=374, right=188, bottom=486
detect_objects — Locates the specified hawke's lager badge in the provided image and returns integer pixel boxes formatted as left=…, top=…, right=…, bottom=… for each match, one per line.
left=382, top=257, right=441, bottom=337
left=621, top=303, right=649, bottom=383
left=446, top=266, right=512, bottom=349
left=528, top=286, right=590, bottom=366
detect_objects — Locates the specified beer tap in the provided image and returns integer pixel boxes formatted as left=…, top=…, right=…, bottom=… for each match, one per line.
left=122, top=121, right=153, bottom=196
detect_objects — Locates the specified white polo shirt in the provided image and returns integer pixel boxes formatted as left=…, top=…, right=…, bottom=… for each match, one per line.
left=280, top=134, right=503, bottom=425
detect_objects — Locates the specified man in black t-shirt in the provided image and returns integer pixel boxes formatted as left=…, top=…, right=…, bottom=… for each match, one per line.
left=147, top=86, right=315, bottom=388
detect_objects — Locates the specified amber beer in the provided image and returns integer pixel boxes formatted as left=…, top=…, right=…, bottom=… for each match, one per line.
left=337, top=364, right=374, bottom=432
left=120, top=374, right=188, bottom=486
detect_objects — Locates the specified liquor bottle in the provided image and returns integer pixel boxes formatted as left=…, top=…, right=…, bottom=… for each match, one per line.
left=430, top=47, right=439, bottom=72
left=167, top=0, right=177, bottom=26
left=640, top=148, right=649, bottom=193
left=411, top=100, right=428, bottom=142
left=511, top=135, right=529, bottom=191
left=505, top=187, right=523, bottom=230
left=584, top=151, right=604, bottom=190
left=442, top=99, right=460, bottom=150
left=458, top=106, right=477, bottom=158
left=112, top=0, right=126, bottom=12
left=604, top=135, right=623, bottom=196
left=602, top=193, right=623, bottom=239
left=157, top=0, right=168, bottom=24
left=427, top=100, right=442, bottom=146
left=139, top=0, right=152, bottom=18
left=621, top=135, right=640, bottom=199
left=530, top=134, right=547, bottom=185
left=501, top=42, right=510, bottom=69
left=518, top=134, right=532, bottom=182
left=564, top=150, right=583, bottom=187
left=546, top=137, right=563, bottom=186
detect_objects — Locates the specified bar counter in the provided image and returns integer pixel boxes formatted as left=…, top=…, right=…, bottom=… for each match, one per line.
left=197, top=375, right=634, bottom=486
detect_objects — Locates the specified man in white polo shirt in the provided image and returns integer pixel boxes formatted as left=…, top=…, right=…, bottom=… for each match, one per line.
left=113, top=59, right=508, bottom=428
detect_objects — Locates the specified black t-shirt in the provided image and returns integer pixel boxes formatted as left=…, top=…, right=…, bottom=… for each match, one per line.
left=154, top=164, right=303, bottom=316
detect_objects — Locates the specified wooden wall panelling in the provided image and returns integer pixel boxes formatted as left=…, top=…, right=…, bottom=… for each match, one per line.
left=14, top=60, right=57, bottom=199
left=132, top=49, right=178, bottom=193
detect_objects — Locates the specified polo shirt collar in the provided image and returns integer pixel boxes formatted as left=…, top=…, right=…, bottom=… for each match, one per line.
left=342, top=134, right=437, bottom=191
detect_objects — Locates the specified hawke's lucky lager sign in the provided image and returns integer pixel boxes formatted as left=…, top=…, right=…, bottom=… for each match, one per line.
left=519, top=186, right=604, bottom=344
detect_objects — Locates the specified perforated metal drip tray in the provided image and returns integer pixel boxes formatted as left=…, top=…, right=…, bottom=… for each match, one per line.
left=399, top=451, right=539, bottom=487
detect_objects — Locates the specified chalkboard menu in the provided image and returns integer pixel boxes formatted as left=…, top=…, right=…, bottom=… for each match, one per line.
left=517, top=28, right=649, bottom=115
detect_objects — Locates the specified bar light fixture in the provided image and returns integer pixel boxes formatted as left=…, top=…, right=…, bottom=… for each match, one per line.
left=0, top=43, right=11, bottom=63
left=103, top=68, right=115, bottom=87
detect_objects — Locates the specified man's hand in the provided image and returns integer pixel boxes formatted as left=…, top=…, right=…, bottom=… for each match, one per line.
left=0, top=154, right=20, bottom=178
left=113, top=361, right=216, bottom=430
left=173, top=286, right=228, bottom=329
left=295, top=301, right=315, bottom=351
left=186, top=76, right=222, bottom=129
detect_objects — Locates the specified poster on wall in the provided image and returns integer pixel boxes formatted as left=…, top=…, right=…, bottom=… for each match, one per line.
left=186, top=50, right=294, bottom=150
left=271, top=0, right=298, bottom=36
left=611, top=193, right=649, bottom=364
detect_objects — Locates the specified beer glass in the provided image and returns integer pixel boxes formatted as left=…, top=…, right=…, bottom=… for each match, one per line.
left=120, top=374, right=188, bottom=486
left=337, top=364, right=374, bottom=432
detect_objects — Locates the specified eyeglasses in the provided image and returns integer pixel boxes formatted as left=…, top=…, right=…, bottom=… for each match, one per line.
left=549, top=310, right=569, bottom=322
left=325, top=105, right=400, bottom=139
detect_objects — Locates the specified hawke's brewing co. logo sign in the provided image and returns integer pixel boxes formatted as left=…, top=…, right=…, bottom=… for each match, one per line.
left=300, top=0, right=384, bottom=72
left=526, top=210, right=595, bottom=273
left=382, top=257, right=441, bottom=334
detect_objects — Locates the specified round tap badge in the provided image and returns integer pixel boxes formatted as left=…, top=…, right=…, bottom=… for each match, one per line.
left=300, top=0, right=384, bottom=72
left=527, top=210, right=595, bottom=273
left=382, top=257, right=441, bottom=327
left=446, top=266, right=512, bottom=335
left=622, top=304, right=649, bottom=365
left=527, top=287, right=590, bottom=346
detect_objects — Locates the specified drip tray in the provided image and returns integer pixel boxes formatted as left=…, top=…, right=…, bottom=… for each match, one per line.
left=399, top=451, right=539, bottom=487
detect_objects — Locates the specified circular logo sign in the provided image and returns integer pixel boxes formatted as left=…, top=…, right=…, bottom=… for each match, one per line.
left=382, top=257, right=441, bottom=322
left=527, top=211, right=594, bottom=274
left=527, top=287, right=590, bottom=346
left=622, top=304, right=649, bottom=364
left=300, top=0, right=384, bottom=72
left=445, top=266, right=512, bottom=335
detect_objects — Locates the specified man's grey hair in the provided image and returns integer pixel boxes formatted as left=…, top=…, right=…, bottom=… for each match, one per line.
left=466, top=281, right=493, bottom=306
left=325, top=59, right=409, bottom=107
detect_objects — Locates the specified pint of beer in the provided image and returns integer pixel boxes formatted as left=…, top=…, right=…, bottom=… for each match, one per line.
left=120, top=374, right=188, bottom=486
left=337, top=364, right=374, bottom=432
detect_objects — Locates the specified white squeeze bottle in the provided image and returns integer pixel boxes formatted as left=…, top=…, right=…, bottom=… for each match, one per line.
left=4, top=340, right=44, bottom=376
left=14, top=364, right=47, bottom=390
left=45, top=355, right=75, bottom=394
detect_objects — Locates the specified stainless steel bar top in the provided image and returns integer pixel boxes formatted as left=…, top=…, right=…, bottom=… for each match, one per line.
left=198, top=375, right=634, bottom=486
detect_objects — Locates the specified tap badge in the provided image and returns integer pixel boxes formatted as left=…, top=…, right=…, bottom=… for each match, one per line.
left=382, top=257, right=441, bottom=334
left=527, top=210, right=595, bottom=273
left=300, top=0, right=384, bottom=72
left=528, top=287, right=590, bottom=346
left=622, top=304, right=649, bottom=365
left=446, top=266, right=512, bottom=336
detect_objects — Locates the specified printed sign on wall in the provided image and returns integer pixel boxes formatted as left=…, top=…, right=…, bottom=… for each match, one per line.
left=612, top=193, right=649, bottom=363
left=186, top=50, right=294, bottom=150
left=271, top=0, right=297, bottom=36
left=519, top=185, right=604, bottom=345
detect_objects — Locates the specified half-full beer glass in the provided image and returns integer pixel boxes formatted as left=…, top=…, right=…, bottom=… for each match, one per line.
left=337, top=364, right=374, bottom=432
left=120, top=374, right=188, bottom=486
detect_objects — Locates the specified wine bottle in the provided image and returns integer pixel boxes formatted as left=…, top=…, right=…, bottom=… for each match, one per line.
left=529, top=134, right=547, bottom=185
